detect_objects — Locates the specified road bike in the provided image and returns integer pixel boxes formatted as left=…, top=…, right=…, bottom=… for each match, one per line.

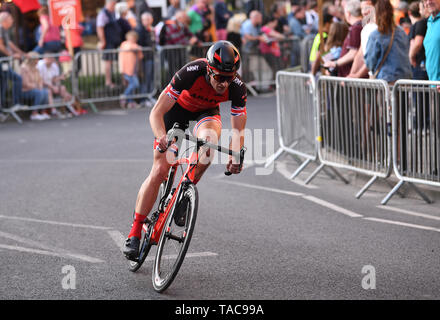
left=127, top=122, right=246, bottom=293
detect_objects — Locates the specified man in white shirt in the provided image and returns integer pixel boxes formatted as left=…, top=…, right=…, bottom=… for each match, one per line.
left=37, top=55, right=72, bottom=105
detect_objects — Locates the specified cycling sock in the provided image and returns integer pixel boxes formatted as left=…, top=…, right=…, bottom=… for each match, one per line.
left=128, top=212, right=145, bottom=239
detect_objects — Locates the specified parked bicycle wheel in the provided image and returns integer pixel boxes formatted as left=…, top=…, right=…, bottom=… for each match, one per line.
left=128, top=183, right=165, bottom=272
left=152, top=183, right=198, bottom=292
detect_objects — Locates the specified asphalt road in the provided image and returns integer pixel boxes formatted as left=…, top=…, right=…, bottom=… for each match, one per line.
left=1, top=95, right=440, bottom=300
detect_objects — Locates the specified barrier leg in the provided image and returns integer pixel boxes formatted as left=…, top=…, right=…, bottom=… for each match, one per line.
left=304, top=163, right=324, bottom=184
left=385, top=179, right=405, bottom=198
left=381, top=180, right=405, bottom=205
left=328, top=167, right=349, bottom=184
left=245, top=83, right=258, bottom=97
left=355, top=175, right=378, bottom=199
left=290, top=158, right=312, bottom=180
left=408, top=182, right=433, bottom=204
left=8, top=110, right=23, bottom=124
left=88, top=102, right=99, bottom=113
left=66, top=103, right=77, bottom=116
left=264, top=148, right=284, bottom=168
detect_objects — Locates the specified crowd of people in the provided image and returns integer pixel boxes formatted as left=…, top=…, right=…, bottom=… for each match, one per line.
left=0, top=7, right=84, bottom=121
left=1, top=0, right=440, bottom=122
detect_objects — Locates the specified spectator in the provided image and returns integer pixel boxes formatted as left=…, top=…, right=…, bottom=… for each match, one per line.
left=37, top=53, right=75, bottom=114
left=158, top=10, right=199, bottom=86
left=97, top=0, right=121, bottom=89
left=288, top=2, right=307, bottom=39
left=270, top=2, right=290, bottom=34
left=138, top=0, right=156, bottom=25
left=408, top=1, right=428, bottom=80
left=158, top=10, right=198, bottom=46
left=347, top=0, right=378, bottom=78
left=167, top=0, right=181, bottom=19
left=215, top=0, right=233, bottom=40
left=20, top=52, right=51, bottom=121
left=63, top=22, right=84, bottom=75
left=227, top=13, right=247, bottom=52
left=136, top=12, right=156, bottom=107
left=395, top=1, right=411, bottom=34
left=364, top=0, right=412, bottom=82
left=244, top=0, right=265, bottom=18
left=324, top=0, right=363, bottom=77
left=188, top=0, right=213, bottom=42
left=116, top=1, right=133, bottom=44
left=124, top=0, right=138, bottom=28
left=305, top=0, right=319, bottom=35
left=33, top=5, right=62, bottom=54
left=119, top=31, right=143, bottom=109
left=259, top=15, right=286, bottom=78
left=311, top=17, right=347, bottom=75
left=0, top=12, right=24, bottom=111
left=327, top=0, right=346, bottom=22
left=240, top=10, right=264, bottom=54
left=422, top=0, right=440, bottom=82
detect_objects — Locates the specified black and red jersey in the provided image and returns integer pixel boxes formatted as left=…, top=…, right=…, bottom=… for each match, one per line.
left=164, top=58, right=247, bottom=117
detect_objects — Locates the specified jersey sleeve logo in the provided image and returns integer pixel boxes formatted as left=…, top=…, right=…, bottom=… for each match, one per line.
left=186, top=65, right=199, bottom=72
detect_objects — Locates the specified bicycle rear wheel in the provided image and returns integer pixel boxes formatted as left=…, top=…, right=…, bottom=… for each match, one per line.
left=152, top=183, right=198, bottom=292
left=128, top=182, right=165, bottom=272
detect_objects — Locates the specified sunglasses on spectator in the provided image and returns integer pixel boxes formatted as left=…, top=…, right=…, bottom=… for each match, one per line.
left=208, top=68, right=236, bottom=83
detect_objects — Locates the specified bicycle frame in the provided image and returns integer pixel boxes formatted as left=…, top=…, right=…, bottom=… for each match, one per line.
left=143, top=124, right=244, bottom=245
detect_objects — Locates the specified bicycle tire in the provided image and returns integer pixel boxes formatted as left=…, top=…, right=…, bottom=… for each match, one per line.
left=128, top=183, right=165, bottom=272
left=152, top=183, right=198, bottom=293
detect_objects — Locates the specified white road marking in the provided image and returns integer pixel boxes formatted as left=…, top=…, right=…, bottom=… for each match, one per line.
left=301, top=195, right=364, bottom=218
left=364, top=217, right=440, bottom=233
left=0, top=244, right=77, bottom=259
left=377, top=206, right=440, bottom=222
left=0, top=230, right=104, bottom=263
left=218, top=179, right=304, bottom=197
left=144, top=251, right=218, bottom=262
left=218, top=180, right=363, bottom=218
left=0, top=215, right=112, bottom=230
left=107, top=230, right=126, bottom=251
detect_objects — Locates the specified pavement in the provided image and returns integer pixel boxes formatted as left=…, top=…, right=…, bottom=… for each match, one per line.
left=0, top=95, right=439, bottom=300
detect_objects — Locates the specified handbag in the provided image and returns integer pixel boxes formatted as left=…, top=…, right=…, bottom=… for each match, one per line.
left=370, top=28, right=395, bottom=79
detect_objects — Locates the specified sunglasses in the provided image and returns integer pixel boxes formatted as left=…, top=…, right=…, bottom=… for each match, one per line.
left=209, top=69, right=235, bottom=83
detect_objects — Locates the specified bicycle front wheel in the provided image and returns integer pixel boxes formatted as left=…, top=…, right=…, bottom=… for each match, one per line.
left=152, top=183, right=198, bottom=293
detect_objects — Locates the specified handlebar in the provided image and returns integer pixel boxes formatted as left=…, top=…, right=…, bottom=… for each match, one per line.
left=159, top=123, right=246, bottom=176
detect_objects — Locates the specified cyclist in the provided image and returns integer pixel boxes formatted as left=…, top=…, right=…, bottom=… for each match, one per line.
left=123, top=41, right=247, bottom=260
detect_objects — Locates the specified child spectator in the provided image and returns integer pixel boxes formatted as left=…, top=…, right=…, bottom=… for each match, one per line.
left=119, top=31, right=143, bottom=109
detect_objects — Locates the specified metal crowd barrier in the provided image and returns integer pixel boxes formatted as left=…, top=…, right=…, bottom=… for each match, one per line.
left=240, top=37, right=301, bottom=95
left=309, top=76, right=393, bottom=198
left=382, top=80, right=440, bottom=204
left=300, top=34, right=316, bottom=73
left=264, top=71, right=318, bottom=177
left=73, top=47, right=157, bottom=108
left=0, top=52, right=75, bottom=124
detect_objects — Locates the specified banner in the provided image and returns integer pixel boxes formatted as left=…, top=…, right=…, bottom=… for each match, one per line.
left=48, top=0, right=83, bottom=29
